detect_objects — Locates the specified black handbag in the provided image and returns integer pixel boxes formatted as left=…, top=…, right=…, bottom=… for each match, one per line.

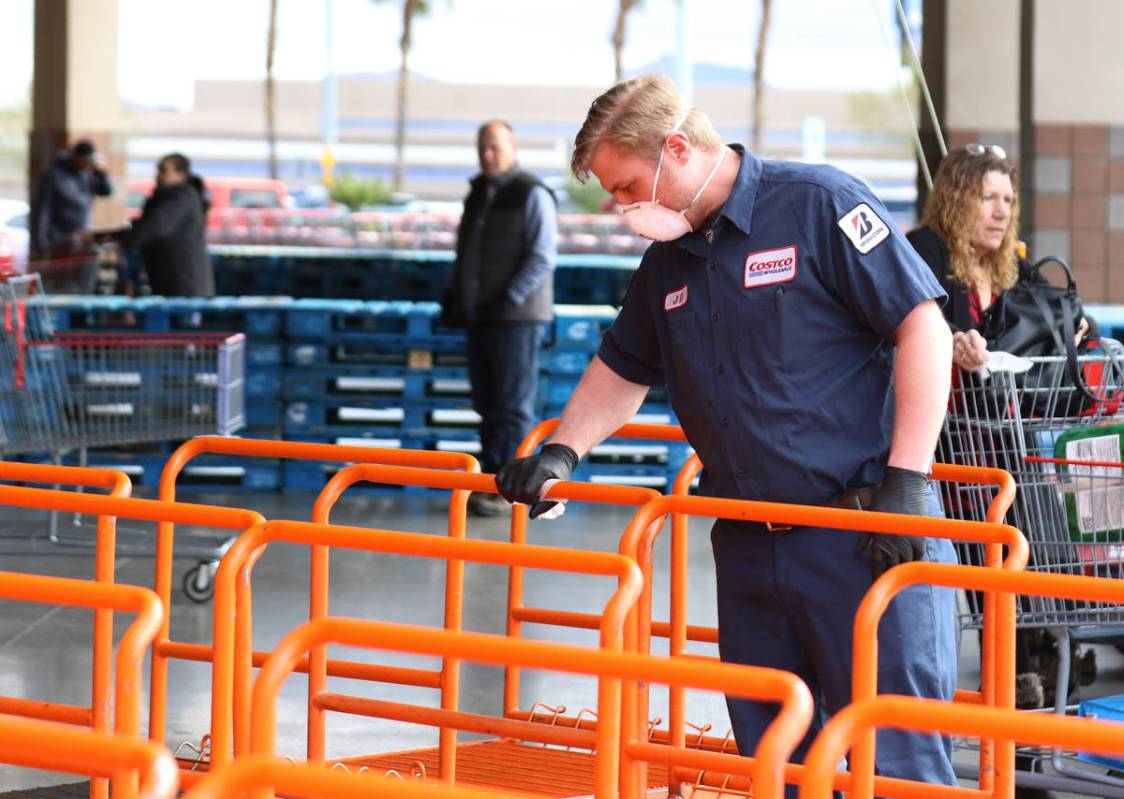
left=979, top=256, right=1111, bottom=416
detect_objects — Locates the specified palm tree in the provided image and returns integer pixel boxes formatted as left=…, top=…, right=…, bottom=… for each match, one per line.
left=751, top=0, right=773, bottom=154
left=265, top=0, right=280, bottom=180
left=611, top=0, right=642, bottom=84
left=373, top=0, right=441, bottom=192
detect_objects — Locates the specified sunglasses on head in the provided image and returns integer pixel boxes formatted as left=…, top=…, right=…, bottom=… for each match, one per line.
left=965, top=142, right=1007, bottom=159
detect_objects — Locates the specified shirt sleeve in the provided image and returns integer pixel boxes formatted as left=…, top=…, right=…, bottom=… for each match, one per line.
left=596, top=257, right=666, bottom=386
left=822, top=182, right=947, bottom=341
left=505, top=185, right=557, bottom=305
left=90, top=170, right=113, bottom=198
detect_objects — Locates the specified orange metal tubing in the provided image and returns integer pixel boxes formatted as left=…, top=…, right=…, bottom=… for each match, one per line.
left=846, top=562, right=1124, bottom=799
left=0, top=460, right=132, bottom=799
left=182, top=756, right=527, bottom=799
left=0, top=571, right=163, bottom=799
left=0, top=714, right=177, bottom=799
left=212, top=491, right=644, bottom=773
left=504, top=419, right=685, bottom=716
left=616, top=491, right=1025, bottom=799
left=251, top=618, right=813, bottom=799
left=801, top=695, right=1124, bottom=799
left=308, top=453, right=478, bottom=773
left=152, top=435, right=480, bottom=747
left=0, top=483, right=263, bottom=755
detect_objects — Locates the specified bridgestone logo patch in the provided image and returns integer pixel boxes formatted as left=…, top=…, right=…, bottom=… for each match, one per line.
left=838, top=203, right=890, bottom=254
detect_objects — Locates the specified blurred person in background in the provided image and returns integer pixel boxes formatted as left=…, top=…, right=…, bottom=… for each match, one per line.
left=442, top=120, right=558, bottom=516
left=907, top=144, right=1088, bottom=371
left=32, top=139, right=113, bottom=258
left=95, top=153, right=214, bottom=297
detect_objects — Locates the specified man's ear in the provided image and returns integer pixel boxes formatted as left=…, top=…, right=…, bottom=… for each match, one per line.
left=665, top=131, right=693, bottom=166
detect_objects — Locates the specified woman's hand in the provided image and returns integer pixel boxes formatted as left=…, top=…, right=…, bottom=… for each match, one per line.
left=1076, top=316, right=1090, bottom=346
left=953, top=329, right=990, bottom=372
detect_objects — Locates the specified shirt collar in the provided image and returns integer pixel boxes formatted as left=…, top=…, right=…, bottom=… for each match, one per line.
left=717, top=144, right=759, bottom=236
left=673, top=144, right=760, bottom=256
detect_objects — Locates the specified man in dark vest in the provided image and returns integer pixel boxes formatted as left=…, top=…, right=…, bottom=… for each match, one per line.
left=443, top=120, right=557, bottom=516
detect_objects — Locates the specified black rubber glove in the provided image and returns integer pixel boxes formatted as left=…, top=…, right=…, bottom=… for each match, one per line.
left=854, top=466, right=930, bottom=579
left=495, top=443, right=579, bottom=519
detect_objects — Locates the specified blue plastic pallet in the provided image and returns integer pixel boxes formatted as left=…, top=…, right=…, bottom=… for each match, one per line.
left=244, top=401, right=284, bottom=428
left=46, top=296, right=287, bottom=337
left=1078, top=693, right=1124, bottom=769
left=552, top=305, right=618, bottom=349
left=245, top=365, right=283, bottom=400
left=281, top=364, right=470, bottom=401
left=285, top=299, right=462, bottom=342
left=283, top=399, right=484, bottom=437
left=285, top=340, right=469, bottom=368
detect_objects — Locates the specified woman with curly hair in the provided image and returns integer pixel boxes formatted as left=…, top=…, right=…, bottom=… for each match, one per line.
left=907, top=144, right=1028, bottom=372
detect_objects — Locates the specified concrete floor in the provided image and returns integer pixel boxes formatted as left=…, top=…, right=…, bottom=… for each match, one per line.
left=0, top=490, right=1122, bottom=794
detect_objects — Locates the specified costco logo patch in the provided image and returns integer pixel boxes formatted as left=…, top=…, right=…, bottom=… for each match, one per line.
left=744, top=246, right=798, bottom=288
left=664, top=284, right=688, bottom=311
left=838, top=203, right=890, bottom=254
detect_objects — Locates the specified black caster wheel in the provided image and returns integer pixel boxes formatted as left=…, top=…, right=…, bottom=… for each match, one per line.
left=182, top=562, right=216, bottom=603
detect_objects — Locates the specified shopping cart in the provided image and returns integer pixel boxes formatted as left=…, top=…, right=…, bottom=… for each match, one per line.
left=0, top=273, right=245, bottom=571
left=938, top=349, right=1124, bottom=796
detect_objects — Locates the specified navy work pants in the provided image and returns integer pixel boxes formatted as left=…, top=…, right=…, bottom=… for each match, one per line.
left=710, top=487, right=958, bottom=797
left=466, top=321, right=544, bottom=473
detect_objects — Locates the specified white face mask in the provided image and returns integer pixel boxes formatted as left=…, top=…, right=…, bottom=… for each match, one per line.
left=618, top=113, right=727, bottom=241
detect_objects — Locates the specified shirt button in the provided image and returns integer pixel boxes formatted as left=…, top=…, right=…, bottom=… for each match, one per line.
left=722, top=417, right=730, bottom=427
left=717, top=364, right=725, bottom=374
left=712, top=312, right=720, bottom=322
left=736, top=469, right=746, bottom=478
left=709, top=260, right=719, bottom=271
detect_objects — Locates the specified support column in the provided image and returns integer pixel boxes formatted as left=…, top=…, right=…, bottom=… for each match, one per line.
left=30, top=0, right=124, bottom=229
left=1028, top=0, right=1124, bottom=302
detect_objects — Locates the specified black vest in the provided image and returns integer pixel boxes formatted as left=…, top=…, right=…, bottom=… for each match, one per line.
left=450, top=168, right=554, bottom=324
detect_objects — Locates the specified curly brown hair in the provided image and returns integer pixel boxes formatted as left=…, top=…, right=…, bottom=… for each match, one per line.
left=920, top=146, right=1020, bottom=292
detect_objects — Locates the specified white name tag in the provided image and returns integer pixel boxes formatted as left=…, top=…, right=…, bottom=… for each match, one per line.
left=664, top=284, right=688, bottom=311
left=837, top=203, right=890, bottom=254
left=744, top=245, right=798, bottom=288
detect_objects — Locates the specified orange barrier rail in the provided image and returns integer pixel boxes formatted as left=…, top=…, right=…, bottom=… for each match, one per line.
left=612, top=492, right=1025, bottom=798
left=0, top=714, right=177, bottom=799
left=0, top=571, right=163, bottom=799
left=182, top=757, right=527, bottom=799
left=308, top=452, right=478, bottom=765
left=0, top=485, right=263, bottom=754
left=667, top=455, right=1020, bottom=795
left=801, top=695, right=1124, bottom=799
left=211, top=474, right=650, bottom=777
left=0, top=461, right=132, bottom=799
left=150, top=436, right=479, bottom=748
left=505, top=418, right=1016, bottom=773
left=840, top=562, right=1124, bottom=799
left=250, top=618, right=814, bottom=799
left=505, top=420, right=687, bottom=717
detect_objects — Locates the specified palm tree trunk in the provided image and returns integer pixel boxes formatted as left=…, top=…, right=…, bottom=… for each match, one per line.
left=394, top=0, right=415, bottom=192
left=612, top=0, right=637, bottom=84
left=265, top=0, right=279, bottom=181
left=751, top=0, right=772, bottom=154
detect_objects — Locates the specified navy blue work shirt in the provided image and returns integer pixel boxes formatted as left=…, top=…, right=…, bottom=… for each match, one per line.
left=598, top=146, right=946, bottom=504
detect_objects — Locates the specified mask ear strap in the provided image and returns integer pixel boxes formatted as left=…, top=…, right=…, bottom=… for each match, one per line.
left=652, top=110, right=693, bottom=204
left=686, top=146, right=728, bottom=208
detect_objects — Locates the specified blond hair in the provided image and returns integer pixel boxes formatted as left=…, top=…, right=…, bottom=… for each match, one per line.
left=920, top=146, right=1020, bottom=293
left=570, top=74, right=724, bottom=183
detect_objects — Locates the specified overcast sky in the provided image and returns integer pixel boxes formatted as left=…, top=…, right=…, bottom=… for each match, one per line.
left=0, top=0, right=911, bottom=108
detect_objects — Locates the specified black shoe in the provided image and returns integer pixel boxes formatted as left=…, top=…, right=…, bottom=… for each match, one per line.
left=468, top=493, right=509, bottom=517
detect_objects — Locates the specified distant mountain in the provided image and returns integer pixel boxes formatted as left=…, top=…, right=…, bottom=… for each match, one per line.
left=627, top=57, right=754, bottom=86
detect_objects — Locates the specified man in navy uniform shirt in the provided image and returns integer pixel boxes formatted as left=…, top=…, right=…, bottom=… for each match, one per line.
left=497, top=75, right=957, bottom=792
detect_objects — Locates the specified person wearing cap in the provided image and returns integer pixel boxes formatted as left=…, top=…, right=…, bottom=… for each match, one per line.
left=495, top=74, right=957, bottom=793
left=31, top=139, right=113, bottom=258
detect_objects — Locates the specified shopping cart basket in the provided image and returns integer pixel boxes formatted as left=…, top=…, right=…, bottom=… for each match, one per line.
left=0, top=273, right=245, bottom=566
left=938, top=350, right=1124, bottom=796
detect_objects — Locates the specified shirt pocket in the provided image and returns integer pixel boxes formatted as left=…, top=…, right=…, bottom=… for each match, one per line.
left=732, top=286, right=801, bottom=391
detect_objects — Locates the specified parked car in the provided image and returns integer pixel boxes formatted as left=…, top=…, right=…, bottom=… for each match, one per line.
left=127, top=177, right=289, bottom=224
left=0, top=199, right=30, bottom=274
